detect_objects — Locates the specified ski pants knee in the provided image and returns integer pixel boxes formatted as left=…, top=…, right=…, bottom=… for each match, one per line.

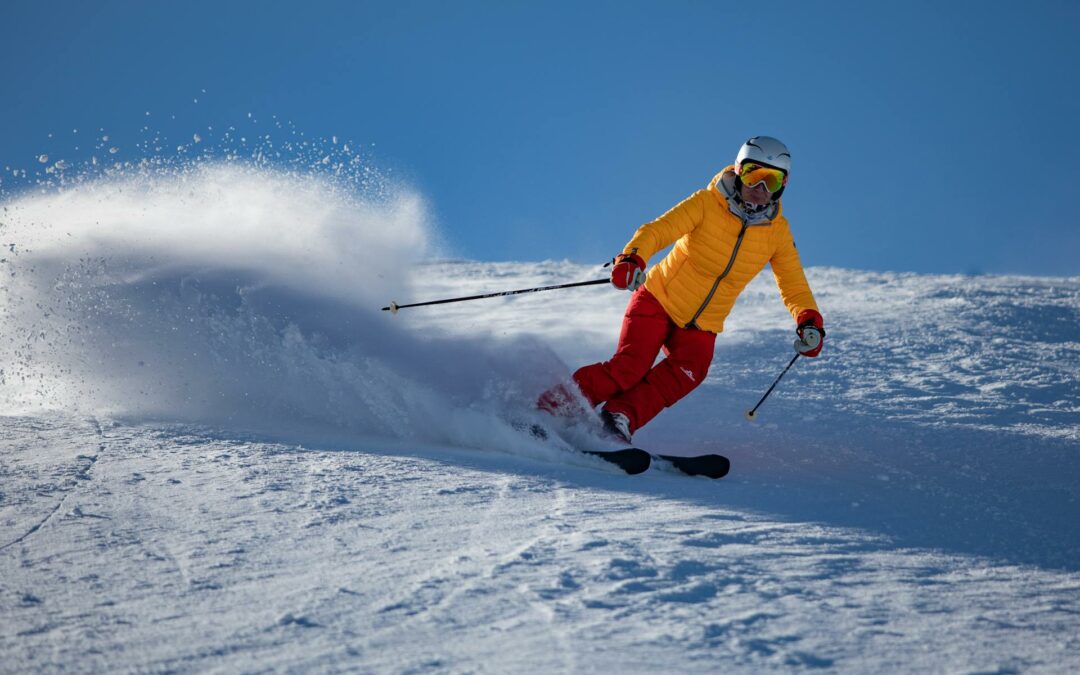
left=572, top=287, right=715, bottom=432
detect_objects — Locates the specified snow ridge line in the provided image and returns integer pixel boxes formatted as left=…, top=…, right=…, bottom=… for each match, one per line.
left=0, top=492, right=72, bottom=554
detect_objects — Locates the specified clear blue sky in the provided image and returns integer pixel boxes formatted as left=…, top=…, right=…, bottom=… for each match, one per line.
left=2, top=1, right=1078, bottom=275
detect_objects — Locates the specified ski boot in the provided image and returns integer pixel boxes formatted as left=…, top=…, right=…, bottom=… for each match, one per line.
left=600, top=409, right=633, bottom=445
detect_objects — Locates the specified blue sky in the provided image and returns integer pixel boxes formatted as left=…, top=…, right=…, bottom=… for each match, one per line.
left=2, top=1, right=1078, bottom=276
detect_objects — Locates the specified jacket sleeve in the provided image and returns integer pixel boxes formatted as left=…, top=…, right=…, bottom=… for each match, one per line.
left=770, top=222, right=819, bottom=322
left=621, top=190, right=707, bottom=262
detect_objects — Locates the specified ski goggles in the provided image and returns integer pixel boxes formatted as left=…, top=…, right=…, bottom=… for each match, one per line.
left=739, top=163, right=787, bottom=193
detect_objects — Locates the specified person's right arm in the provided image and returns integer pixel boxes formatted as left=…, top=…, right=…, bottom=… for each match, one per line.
left=621, top=190, right=707, bottom=262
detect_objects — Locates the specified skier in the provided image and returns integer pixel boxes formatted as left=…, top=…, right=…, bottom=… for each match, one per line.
left=539, top=136, right=825, bottom=443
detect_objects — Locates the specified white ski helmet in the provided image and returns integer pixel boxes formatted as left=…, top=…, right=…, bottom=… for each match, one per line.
left=736, top=136, right=791, bottom=173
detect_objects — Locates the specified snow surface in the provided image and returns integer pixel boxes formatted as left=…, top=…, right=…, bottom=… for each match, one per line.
left=1, top=165, right=1079, bottom=673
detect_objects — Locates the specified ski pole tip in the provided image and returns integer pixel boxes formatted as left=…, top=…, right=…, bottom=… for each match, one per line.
left=383, top=301, right=399, bottom=314
left=745, top=409, right=757, bottom=422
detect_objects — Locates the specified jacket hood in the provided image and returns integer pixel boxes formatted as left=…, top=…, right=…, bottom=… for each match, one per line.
left=708, top=165, right=736, bottom=194
left=710, top=165, right=783, bottom=223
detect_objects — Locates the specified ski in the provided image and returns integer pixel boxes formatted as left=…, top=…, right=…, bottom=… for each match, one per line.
left=654, top=453, right=730, bottom=479
left=582, top=448, right=652, bottom=475
left=508, top=418, right=725, bottom=477
left=510, top=420, right=651, bottom=475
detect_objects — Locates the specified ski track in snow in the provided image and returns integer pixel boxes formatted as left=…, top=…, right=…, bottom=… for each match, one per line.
left=1, top=169, right=1079, bottom=672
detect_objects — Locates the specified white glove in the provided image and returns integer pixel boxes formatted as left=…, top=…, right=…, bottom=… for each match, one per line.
left=794, top=326, right=823, bottom=355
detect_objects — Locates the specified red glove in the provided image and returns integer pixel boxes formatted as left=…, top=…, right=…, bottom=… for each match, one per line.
left=794, top=309, right=825, bottom=357
left=611, top=253, right=646, bottom=291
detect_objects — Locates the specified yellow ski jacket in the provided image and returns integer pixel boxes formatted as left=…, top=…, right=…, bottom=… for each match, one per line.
left=623, top=166, right=819, bottom=333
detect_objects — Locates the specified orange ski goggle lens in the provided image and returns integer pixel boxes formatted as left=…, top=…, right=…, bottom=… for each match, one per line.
left=739, top=163, right=787, bottom=193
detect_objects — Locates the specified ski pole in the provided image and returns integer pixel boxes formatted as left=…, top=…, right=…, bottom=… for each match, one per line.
left=382, top=278, right=608, bottom=313
left=745, top=353, right=800, bottom=421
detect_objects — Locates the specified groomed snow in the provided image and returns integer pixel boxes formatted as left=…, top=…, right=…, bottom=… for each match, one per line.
left=1, top=165, right=1078, bottom=672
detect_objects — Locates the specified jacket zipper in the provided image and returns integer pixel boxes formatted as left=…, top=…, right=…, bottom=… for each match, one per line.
left=685, top=218, right=749, bottom=329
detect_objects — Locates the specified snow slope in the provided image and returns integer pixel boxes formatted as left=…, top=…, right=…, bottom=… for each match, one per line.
left=1, top=165, right=1079, bottom=673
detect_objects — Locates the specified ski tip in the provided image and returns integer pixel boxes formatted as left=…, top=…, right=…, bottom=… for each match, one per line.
left=656, top=453, right=730, bottom=479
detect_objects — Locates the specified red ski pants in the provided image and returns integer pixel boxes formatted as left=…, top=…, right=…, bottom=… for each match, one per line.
left=572, top=287, right=715, bottom=433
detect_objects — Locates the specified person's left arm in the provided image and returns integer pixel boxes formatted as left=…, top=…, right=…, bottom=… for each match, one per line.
left=770, top=222, right=825, bottom=356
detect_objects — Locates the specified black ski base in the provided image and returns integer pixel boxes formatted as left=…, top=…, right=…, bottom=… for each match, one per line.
left=656, top=453, right=730, bottom=479
left=583, top=448, right=652, bottom=475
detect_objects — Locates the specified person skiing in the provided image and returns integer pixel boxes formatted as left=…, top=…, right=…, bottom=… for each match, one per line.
left=538, top=136, right=824, bottom=443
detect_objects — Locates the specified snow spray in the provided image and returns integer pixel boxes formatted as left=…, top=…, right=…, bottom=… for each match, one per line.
left=0, top=136, right=567, bottom=453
